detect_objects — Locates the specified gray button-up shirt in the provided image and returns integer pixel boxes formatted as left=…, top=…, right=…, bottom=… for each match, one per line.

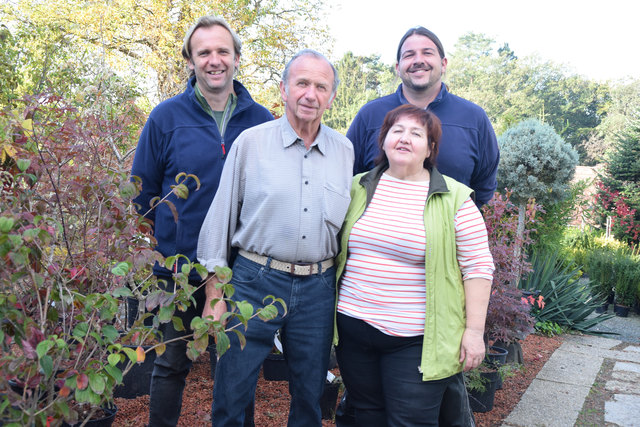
left=197, top=115, right=354, bottom=270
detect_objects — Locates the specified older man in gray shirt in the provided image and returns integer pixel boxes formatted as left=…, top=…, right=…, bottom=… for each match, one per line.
left=197, top=49, right=354, bottom=426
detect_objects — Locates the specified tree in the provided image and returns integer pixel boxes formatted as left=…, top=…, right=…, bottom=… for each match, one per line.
left=596, top=120, right=640, bottom=245
left=2, top=0, right=331, bottom=104
left=586, top=78, right=640, bottom=164
left=497, top=119, right=579, bottom=282
left=446, top=32, right=609, bottom=163
left=322, top=52, right=396, bottom=134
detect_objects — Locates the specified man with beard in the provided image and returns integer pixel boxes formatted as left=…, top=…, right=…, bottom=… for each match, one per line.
left=346, top=26, right=499, bottom=208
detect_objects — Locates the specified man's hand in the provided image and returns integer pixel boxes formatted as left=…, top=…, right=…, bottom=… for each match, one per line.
left=460, top=328, right=486, bottom=371
left=202, top=274, right=227, bottom=323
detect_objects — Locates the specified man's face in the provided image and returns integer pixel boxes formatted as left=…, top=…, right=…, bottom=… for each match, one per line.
left=396, top=34, right=447, bottom=93
left=279, top=55, right=335, bottom=126
left=188, top=25, right=239, bottom=97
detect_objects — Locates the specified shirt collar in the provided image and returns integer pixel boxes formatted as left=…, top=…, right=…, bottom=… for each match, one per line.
left=194, top=82, right=237, bottom=114
left=279, top=113, right=327, bottom=155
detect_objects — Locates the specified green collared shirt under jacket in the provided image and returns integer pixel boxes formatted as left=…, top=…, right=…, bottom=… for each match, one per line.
left=333, top=164, right=473, bottom=381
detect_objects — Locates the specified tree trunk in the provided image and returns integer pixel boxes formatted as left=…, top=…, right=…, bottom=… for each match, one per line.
left=514, top=201, right=526, bottom=287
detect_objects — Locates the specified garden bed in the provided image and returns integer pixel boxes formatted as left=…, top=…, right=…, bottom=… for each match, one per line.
left=113, top=333, right=563, bottom=426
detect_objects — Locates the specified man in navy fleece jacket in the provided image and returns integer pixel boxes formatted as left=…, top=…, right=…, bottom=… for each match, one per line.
left=347, top=26, right=499, bottom=207
left=130, top=15, right=272, bottom=427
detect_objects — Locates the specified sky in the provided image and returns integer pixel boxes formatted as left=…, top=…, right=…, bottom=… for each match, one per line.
left=325, top=0, right=638, bottom=82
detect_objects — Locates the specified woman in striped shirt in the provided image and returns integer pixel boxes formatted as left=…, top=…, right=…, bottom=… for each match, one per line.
left=334, top=104, right=494, bottom=426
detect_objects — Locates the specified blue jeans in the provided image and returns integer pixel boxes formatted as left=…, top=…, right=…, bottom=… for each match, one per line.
left=212, top=255, right=336, bottom=427
left=336, top=313, right=475, bottom=427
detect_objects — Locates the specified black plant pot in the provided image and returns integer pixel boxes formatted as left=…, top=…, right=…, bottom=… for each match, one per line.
left=113, top=345, right=157, bottom=399
left=467, top=371, right=499, bottom=413
left=485, top=346, right=508, bottom=390
left=62, top=404, right=117, bottom=427
left=126, top=296, right=154, bottom=329
left=614, top=304, right=630, bottom=317
left=321, top=382, right=341, bottom=420
left=485, top=346, right=508, bottom=367
left=595, top=303, right=609, bottom=314
left=262, top=353, right=289, bottom=381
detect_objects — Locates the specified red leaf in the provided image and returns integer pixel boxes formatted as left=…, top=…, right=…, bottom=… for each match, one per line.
left=76, top=373, right=89, bottom=390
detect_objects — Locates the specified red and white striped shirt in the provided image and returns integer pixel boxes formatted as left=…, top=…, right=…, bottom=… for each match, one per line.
left=337, top=173, right=494, bottom=337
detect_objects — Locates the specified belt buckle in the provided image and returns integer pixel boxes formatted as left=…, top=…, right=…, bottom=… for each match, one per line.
left=289, top=262, right=313, bottom=276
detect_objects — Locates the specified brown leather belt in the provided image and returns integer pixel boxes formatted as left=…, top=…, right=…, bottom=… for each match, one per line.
left=238, top=249, right=333, bottom=276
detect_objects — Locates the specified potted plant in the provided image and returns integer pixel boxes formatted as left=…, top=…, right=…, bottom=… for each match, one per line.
left=0, top=98, right=285, bottom=425
left=584, top=248, right=617, bottom=311
left=481, top=191, right=539, bottom=364
left=612, top=254, right=639, bottom=317
left=464, top=363, right=500, bottom=413
left=321, top=372, right=342, bottom=420
left=262, top=330, right=289, bottom=381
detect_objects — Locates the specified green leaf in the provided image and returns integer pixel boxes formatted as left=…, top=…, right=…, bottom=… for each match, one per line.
left=214, top=266, right=233, bottom=284
left=72, top=322, right=89, bottom=339
left=257, top=305, right=279, bottom=322
left=40, top=354, right=53, bottom=378
left=164, top=256, right=177, bottom=271
left=231, top=329, right=247, bottom=350
left=16, top=158, right=30, bottom=172
left=123, top=346, right=138, bottom=363
left=215, top=331, right=230, bottom=357
left=186, top=341, right=200, bottom=361
left=110, top=261, right=131, bottom=276
left=112, top=286, right=133, bottom=298
left=158, top=305, right=173, bottom=323
left=172, top=316, right=185, bottom=332
left=194, top=263, right=209, bottom=279
left=104, top=364, right=123, bottom=384
left=155, top=342, right=166, bottom=356
left=107, top=353, right=121, bottom=366
left=0, top=217, right=15, bottom=233
left=119, top=181, right=139, bottom=200
left=88, top=372, right=106, bottom=394
left=237, top=301, right=254, bottom=320
left=172, top=183, right=189, bottom=199
left=102, top=325, right=119, bottom=342
left=36, top=339, right=54, bottom=358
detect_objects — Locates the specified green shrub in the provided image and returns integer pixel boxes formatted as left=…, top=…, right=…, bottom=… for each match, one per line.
left=584, top=248, right=618, bottom=301
left=519, top=250, right=613, bottom=333
left=613, top=254, right=640, bottom=306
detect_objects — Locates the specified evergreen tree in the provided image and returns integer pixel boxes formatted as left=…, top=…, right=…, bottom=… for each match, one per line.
left=497, top=119, right=579, bottom=282
left=597, top=121, right=640, bottom=245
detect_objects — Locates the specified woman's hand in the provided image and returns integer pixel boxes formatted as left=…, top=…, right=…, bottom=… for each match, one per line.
left=460, top=328, right=486, bottom=371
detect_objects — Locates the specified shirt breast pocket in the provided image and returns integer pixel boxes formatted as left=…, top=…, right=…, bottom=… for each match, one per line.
left=323, top=183, right=350, bottom=231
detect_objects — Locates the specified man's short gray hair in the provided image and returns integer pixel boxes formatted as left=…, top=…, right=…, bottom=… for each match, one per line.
left=281, top=49, right=340, bottom=96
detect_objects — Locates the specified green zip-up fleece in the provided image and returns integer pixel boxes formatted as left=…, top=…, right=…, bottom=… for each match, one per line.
left=333, top=164, right=473, bottom=381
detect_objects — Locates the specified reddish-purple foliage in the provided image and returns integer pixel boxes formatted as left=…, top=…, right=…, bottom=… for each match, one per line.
left=595, top=181, right=640, bottom=245
left=481, top=191, right=541, bottom=344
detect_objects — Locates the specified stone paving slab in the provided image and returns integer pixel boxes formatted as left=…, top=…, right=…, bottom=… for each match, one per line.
left=614, top=360, right=640, bottom=374
left=604, top=394, right=640, bottom=427
left=534, top=345, right=602, bottom=387
left=503, top=379, right=591, bottom=426
left=606, top=380, right=640, bottom=394
left=560, top=336, right=640, bottom=363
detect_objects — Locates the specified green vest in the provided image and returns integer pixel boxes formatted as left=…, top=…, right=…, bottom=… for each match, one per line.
left=334, top=164, right=473, bottom=381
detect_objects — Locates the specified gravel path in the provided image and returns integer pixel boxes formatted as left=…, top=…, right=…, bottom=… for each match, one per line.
left=587, top=306, right=640, bottom=343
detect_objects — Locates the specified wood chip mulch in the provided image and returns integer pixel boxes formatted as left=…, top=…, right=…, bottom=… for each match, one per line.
left=113, top=333, right=564, bottom=426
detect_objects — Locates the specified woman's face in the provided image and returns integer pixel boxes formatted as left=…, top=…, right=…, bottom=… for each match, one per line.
left=382, top=115, right=431, bottom=170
